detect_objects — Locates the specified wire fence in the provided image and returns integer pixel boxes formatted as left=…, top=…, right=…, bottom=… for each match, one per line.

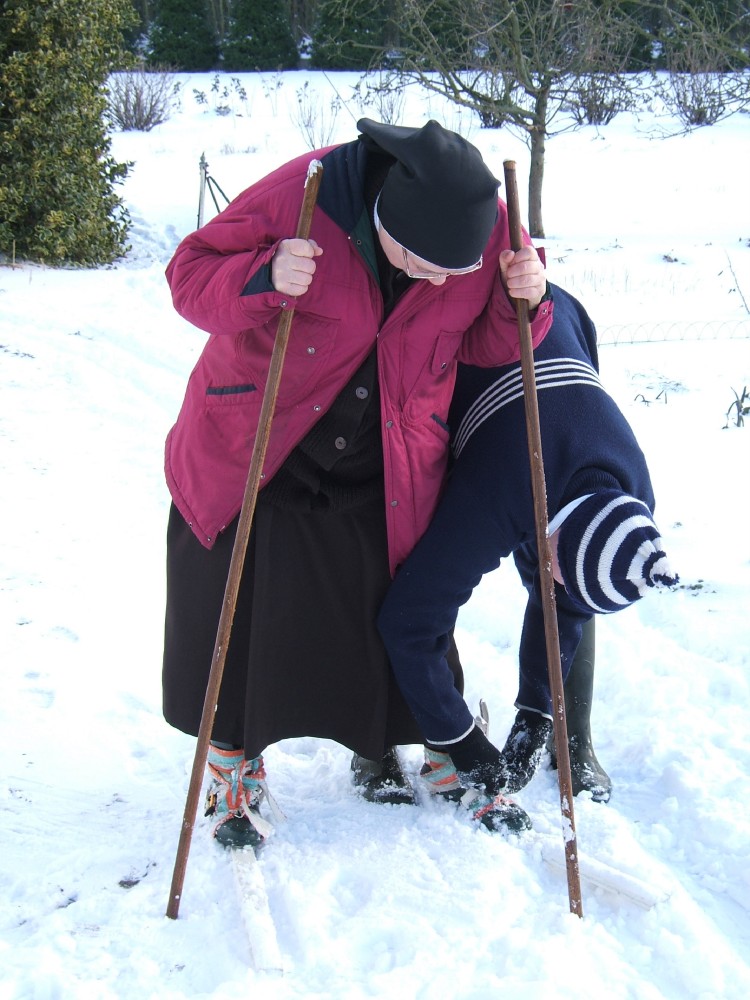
left=599, top=319, right=750, bottom=346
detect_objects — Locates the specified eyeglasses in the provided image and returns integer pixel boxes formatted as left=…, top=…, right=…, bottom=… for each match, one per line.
left=400, top=245, right=483, bottom=280
left=373, top=195, right=483, bottom=280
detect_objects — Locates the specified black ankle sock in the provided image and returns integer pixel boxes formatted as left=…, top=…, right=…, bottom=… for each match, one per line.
left=210, top=740, right=243, bottom=751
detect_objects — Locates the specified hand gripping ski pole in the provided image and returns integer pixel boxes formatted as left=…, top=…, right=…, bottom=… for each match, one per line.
left=166, top=160, right=324, bottom=920
left=502, top=161, right=583, bottom=918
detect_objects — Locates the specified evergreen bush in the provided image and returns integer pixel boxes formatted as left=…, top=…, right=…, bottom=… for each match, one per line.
left=148, top=0, right=219, bottom=71
left=311, top=0, right=388, bottom=70
left=0, top=0, right=135, bottom=266
left=224, top=1, right=299, bottom=71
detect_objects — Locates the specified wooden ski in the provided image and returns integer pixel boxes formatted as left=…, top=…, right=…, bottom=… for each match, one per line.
left=538, top=836, right=671, bottom=910
left=230, top=847, right=286, bottom=973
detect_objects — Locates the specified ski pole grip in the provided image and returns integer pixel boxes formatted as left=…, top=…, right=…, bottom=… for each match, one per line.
left=503, top=160, right=525, bottom=253
left=296, top=159, right=323, bottom=240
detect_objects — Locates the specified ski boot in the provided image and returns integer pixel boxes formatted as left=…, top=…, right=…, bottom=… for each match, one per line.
left=204, top=744, right=283, bottom=849
left=420, top=747, right=532, bottom=835
left=351, top=746, right=416, bottom=805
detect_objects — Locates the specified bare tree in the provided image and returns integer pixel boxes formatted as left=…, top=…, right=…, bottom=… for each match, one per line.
left=316, top=1, right=749, bottom=234
left=389, top=0, right=642, bottom=237
left=653, top=0, right=750, bottom=128
left=320, top=0, right=640, bottom=236
left=655, top=0, right=750, bottom=72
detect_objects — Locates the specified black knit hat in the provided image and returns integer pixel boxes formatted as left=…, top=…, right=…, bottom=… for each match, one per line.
left=357, top=118, right=499, bottom=269
left=556, top=490, right=679, bottom=615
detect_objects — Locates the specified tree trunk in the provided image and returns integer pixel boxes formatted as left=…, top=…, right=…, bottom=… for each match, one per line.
left=527, top=87, right=549, bottom=239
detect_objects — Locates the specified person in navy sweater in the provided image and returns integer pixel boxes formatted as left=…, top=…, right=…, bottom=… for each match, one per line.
left=377, top=284, right=678, bottom=832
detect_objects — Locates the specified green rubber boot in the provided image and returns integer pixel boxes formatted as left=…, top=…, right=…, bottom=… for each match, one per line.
left=548, top=619, right=612, bottom=802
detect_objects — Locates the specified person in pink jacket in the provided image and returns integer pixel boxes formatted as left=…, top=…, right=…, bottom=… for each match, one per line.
left=162, top=118, right=552, bottom=848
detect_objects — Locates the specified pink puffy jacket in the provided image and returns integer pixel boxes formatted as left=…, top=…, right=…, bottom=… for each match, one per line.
left=165, top=141, right=552, bottom=574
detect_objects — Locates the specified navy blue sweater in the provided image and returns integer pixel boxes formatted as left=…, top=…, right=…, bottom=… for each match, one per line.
left=377, top=284, right=655, bottom=745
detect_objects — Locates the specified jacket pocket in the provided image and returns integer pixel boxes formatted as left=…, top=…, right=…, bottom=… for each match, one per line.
left=402, top=329, right=463, bottom=423
left=431, top=412, right=450, bottom=434
left=430, top=331, right=463, bottom=375
left=205, top=382, right=257, bottom=402
left=236, top=311, right=339, bottom=406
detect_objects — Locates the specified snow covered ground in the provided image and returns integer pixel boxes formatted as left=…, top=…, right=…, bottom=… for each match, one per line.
left=1, top=72, right=749, bottom=999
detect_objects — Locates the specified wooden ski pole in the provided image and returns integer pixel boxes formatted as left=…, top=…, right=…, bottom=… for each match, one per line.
left=166, top=159, right=324, bottom=920
left=502, top=160, right=583, bottom=918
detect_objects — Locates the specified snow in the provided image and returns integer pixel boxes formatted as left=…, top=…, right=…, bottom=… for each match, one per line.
left=1, top=72, right=749, bottom=999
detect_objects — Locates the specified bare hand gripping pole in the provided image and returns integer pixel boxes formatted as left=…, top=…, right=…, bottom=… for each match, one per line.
left=166, top=160, right=324, bottom=920
left=502, top=161, right=583, bottom=918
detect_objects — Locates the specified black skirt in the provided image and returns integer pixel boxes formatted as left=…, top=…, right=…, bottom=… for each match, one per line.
left=162, top=501, right=464, bottom=760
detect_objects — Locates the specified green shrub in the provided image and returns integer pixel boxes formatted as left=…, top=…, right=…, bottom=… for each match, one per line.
left=311, top=0, right=389, bottom=70
left=0, top=0, right=135, bottom=266
left=148, top=0, right=219, bottom=71
left=224, top=1, right=299, bottom=71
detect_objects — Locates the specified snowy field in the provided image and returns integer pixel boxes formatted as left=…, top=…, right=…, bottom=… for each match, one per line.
left=1, top=72, right=749, bottom=999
